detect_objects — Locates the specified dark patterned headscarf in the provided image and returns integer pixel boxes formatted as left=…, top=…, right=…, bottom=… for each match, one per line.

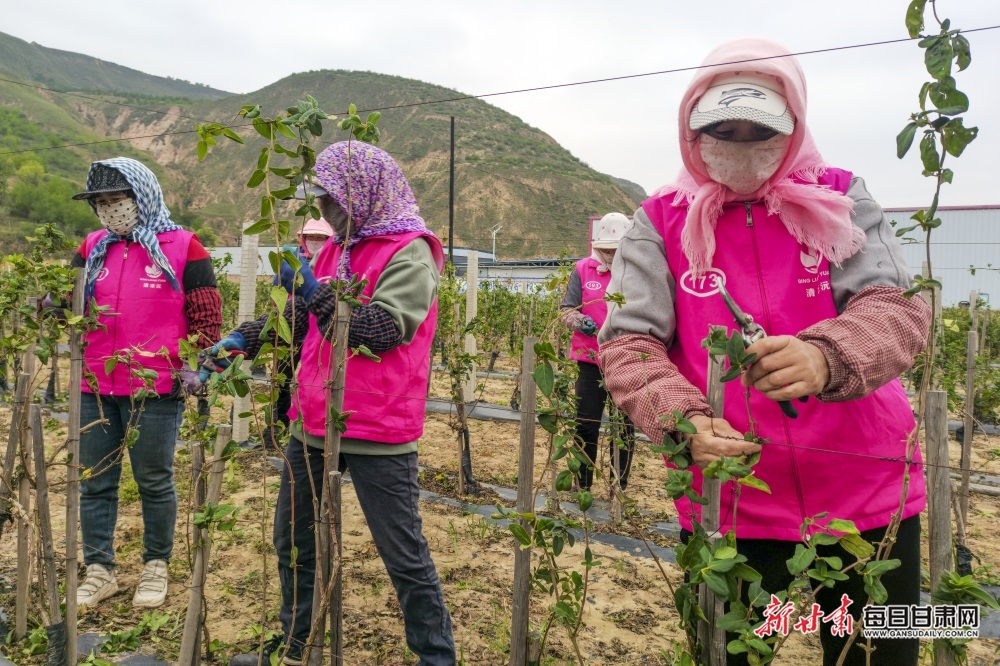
left=81, top=158, right=182, bottom=301
left=314, top=142, right=429, bottom=280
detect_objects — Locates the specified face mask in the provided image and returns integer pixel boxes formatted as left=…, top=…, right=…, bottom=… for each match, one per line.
left=699, top=134, right=790, bottom=195
left=305, top=239, right=326, bottom=256
left=96, top=198, right=140, bottom=235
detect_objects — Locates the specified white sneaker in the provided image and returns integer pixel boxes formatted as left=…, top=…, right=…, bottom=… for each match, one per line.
left=77, top=563, right=119, bottom=606
left=132, top=559, right=169, bottom=608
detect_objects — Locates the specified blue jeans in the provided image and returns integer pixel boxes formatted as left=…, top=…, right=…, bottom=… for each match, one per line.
left=79, top=392, right=182, bottom=568
left=274, top=438, right=455, bottom=665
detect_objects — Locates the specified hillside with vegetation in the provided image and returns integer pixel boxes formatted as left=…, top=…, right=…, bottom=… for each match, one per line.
left=0, top=31, right=229, bottom=100
left=0, top=37, right=641, bottom=258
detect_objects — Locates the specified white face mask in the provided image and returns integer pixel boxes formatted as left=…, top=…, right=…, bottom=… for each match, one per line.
left=305, top=239, right=326, bottom=257
left=699, top=134, right=790, bottom=195
left=96, top=198, right=140, bottom=235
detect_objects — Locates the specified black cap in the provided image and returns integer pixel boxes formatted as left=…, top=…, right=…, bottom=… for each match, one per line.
left=71, top=164, right=133, bottom=200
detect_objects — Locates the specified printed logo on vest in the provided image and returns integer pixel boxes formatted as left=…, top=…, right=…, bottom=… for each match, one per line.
left=585, top=280, right=602, bottom=290
left=679, top=268, right=726, bottom=298
left=96, top=267, right=110, bottom=281
left=145, top=264, right=163, bottom=279
left=800, top=246, right=823, bottom=275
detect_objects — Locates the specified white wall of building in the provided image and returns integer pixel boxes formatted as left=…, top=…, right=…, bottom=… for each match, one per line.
left=889, top=206, right=1000, bottom=306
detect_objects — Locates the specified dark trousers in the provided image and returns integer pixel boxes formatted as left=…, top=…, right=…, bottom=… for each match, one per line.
left=274, top=438, right=455, bottom=665
left=574, top=361, right=635, bottom=490
left=682, top=516, right=921, bottom=666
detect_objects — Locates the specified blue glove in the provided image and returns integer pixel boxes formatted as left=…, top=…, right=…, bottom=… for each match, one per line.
left=198, top=332, right=247, bottom=382
left=274, top=249, right=319, bottom=303
left=578, top=316, right=598, bottom=337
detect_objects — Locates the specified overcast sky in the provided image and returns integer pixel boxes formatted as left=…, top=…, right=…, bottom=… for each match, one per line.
left=6, top=1, right=1000, bottom=208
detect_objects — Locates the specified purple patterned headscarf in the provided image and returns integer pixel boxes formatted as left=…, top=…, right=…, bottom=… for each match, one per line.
left=314, top=141, right=429, bottom=280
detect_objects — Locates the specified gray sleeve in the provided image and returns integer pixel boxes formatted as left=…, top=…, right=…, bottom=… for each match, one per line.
left=829, top=177, right=913, bottom=313
left=561, top=269, right=583, bottom=309
left=369, top=238, right=440, bottom=344
left=598, top=207, right=677, bottom=346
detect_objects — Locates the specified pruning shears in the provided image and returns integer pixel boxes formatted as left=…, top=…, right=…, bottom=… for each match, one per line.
left=196, top=348, right=247, bottom=382
left=717, top=281, right=806, bottom=419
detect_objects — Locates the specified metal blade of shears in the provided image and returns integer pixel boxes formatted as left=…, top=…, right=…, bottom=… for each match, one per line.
left=715, top=280, right=803, bottom=418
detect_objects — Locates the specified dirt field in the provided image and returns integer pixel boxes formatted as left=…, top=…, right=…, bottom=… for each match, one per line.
left=2, top=360, right=1000, bottom=665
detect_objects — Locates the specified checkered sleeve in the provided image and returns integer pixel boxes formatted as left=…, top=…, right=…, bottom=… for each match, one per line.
left=798, top=285, right=931, bottom=402
left=347, top=305, right=403, bottom=353
left=185, top=286, right=222, bottom=347
left=232, top=294, right=311, bottom=359
left=600, top=333, right=714, bottom=443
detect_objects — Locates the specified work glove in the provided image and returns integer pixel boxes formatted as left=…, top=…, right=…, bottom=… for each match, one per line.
left=578, top=316, right=598, bottom=337
left=275, top=248, right=319, bottom=303
left=177, top=368, right=204, bottom=397
left=198, top=332, right=247, bottom=382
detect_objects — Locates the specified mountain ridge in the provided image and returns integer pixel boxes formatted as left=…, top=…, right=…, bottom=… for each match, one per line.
left=0, top=34, right=644, bottom=258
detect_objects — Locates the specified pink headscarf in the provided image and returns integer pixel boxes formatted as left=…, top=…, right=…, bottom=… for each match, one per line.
left=662, top=38, right=865, bottom=276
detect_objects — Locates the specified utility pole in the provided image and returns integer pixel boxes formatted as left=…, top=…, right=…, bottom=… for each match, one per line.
left=448, top=115, right=455, bottom=265
left=490, top=224, right=502, bottom=261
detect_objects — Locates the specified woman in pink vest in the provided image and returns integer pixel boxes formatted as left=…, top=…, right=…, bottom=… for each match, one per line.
left=217, top=142, right=454, bottom=666
left=599, top=39, right=930, bottom=665
left=260, top=216, right=335, bottom=452
left=560, top=212, right=636, bottom=496
left=69, top=158, right=222, bottom=609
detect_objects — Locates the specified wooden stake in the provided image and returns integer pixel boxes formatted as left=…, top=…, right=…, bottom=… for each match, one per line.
left=309, top=300, right=350, bottom=666
left=960, top=330, right=977, bottom=529
left=509, top=337, right=537, bottom=666
left=178, top=425, right=231, bottom=666
left=464, top=251, right=478, bottom=403
left=453, top=303, right=466, bottom=496
left=1, top=374, right=29, bottom=542
left=699, top=326, right=727, bottom=666
left=65, top=270, right=85, bottom=665
left=31, top=403, right=65, bottom=664
left=16, top=375, right=33, bottom=640
left=926, top=390, right=956, bottom=666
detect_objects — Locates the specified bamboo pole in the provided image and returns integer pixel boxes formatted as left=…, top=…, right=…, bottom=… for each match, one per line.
left=178, top=425, right=232, bottom=666
left=926, top=390, right=956, bottom=666
left=960, top=329, right=977, bottom=528
left=698, top=326, right=727, bottom=666
left=509, top=336, right=538, bottom=666
left=65, top=270, right=85, bottom=665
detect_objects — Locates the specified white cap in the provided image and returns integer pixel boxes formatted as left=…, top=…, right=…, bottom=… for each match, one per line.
left=592, top=212, right=632, bottom=249
left=291, top=181, right=328, bottom=200
left=689, top=74, right=794, bottom=136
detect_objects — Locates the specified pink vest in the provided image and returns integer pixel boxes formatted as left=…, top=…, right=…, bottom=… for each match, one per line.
left=82, top=229, right=192, bottom=395
left=289, top=232, right=445, bottom=444
left=570, top=258, right=610, bottom=364
left=643, top=169, right=926, bottom=540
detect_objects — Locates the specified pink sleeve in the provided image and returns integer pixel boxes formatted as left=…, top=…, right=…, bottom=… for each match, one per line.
left=798, top=286, right=932, bottom=402
left=599, top=333, right=714, bottom=442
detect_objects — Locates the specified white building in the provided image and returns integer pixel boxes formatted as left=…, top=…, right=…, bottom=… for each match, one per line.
left=888, top=205, right=1000, bottom=306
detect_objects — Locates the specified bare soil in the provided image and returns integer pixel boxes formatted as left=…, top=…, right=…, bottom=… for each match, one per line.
left=2, top=361, right=999, bottom=665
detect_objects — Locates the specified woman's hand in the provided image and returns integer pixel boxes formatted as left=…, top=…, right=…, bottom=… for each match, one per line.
left=685, top=415, right=760, bottom=468
left=743, top=335, right=829, bottom=400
